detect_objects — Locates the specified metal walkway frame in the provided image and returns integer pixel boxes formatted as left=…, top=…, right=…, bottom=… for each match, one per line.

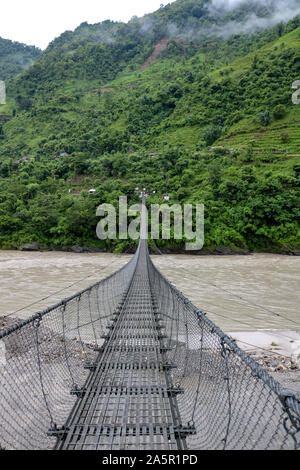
left=51, top=240, right=193, bottom=450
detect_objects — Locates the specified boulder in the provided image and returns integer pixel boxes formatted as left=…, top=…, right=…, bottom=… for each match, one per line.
left=20, top=242, right=41, bottom=251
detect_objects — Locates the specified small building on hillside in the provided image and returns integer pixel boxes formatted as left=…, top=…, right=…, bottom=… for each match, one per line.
left=20, top=156, right=35, bottom=163
left=209, top=146, right=224, bottom=153
left=53, top=152, right=70, bottom=160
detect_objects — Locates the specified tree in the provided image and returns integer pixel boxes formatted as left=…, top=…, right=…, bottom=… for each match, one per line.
left=191, top=6, right=204, bottom=18
left=277, top=23, right=284, bottom=37
left=252, top=54, right=258, bottom=69
left=208, top=163, right=222, bottom=192
left=203, top=124, right=222, bottom=146
left=258, top=110, right=270, bottom=126
left=273, top=104, right=286, bottom=120
left=280, top=132, right=289, bottom=143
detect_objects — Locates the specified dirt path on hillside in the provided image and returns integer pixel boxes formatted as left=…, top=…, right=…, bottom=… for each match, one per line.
left=140, top=39, right=170, bottom=71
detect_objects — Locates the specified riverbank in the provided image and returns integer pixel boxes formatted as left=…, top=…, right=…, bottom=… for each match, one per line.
left=250, top=353, right=300, bottom=394
left=1, top=315, right=299, bottom=393
left=232, top=329, right=300, bottom=393
left=2, top=242, right=300, bottom=256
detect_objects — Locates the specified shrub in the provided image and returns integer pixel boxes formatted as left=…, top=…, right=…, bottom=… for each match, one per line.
left=280, top=131, right=289, bottom=143
left=273, top=104, right=287, bottom=120
left=258, top=110, right=271, bottom=126
left=203, top=124, right=222, bottom=146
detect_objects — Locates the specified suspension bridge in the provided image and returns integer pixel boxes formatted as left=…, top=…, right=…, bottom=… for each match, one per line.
left=0, top=201, right=299, bottom=450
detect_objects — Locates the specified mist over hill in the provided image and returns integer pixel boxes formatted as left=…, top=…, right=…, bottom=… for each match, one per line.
left=0, top=37, right=41, bottom=80
left=9, top=0, right=300, bottom=98
left=1, top=1, right=300, bottom=82
left=141, top=0, right=300, bottom=41
left=44, top=0, right=300, bottom=51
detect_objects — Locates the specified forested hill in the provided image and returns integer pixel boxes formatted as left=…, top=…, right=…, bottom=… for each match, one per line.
left=0, top=0, right=299, bottom=254
left=0, top=37, right=41, bottom=81
left=8, top=0, right=300, bottom=93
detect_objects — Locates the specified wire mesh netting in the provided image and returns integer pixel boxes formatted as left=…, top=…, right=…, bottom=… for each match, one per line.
left=0, top=246, right=140, bottom=450
left=147, top=250, right=300, bottom=450
left=0, top=240, right=299, bottom=450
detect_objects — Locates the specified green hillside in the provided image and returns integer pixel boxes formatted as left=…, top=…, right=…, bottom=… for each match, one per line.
left=0, top=0, right=299, bottom=253
left=0, top=37, right=41, bottom=81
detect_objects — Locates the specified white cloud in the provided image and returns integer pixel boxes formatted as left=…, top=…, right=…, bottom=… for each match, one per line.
left=1, top=1, right=299, bottom=50
left=210, top=0, right=245, bottom=7
left=210, top=0, right=300, bottom=37
left=0, top=0, right=176, bottom=49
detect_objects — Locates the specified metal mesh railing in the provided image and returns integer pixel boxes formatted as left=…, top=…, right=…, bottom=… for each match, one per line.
left=0, top=245, right=140, bottom=450
left=147, top=253, right=300, bottom=450
left=0, top=239, right=299, bottom=450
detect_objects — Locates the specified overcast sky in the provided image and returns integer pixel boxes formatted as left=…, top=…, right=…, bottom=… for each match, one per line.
left=0, top=0, right=176, bottom=50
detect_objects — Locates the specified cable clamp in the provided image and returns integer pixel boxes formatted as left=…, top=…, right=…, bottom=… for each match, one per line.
left=33, top=312, right=42, bottom=329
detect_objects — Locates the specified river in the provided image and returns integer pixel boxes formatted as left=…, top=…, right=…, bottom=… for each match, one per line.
left=0, top=250, right=299, bottom=356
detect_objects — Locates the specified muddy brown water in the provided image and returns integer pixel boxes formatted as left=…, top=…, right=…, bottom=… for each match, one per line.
left=0, top=251, right=299, bottom=356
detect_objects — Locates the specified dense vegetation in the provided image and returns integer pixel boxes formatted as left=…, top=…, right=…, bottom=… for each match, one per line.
left=0, top=0, right=299, bottom=253
left=0, top=37, right=40, bottom=81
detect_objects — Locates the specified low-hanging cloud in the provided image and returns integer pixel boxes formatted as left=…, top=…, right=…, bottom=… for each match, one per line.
left=56, top=0, right=300, bottom=50
left=206, top=0, right=300, bottom=39
left=136, top=0, right=300, bottom=43
left=210, top=0, right=252, bottom=7
left=178, top=0, right=300, bottom=41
